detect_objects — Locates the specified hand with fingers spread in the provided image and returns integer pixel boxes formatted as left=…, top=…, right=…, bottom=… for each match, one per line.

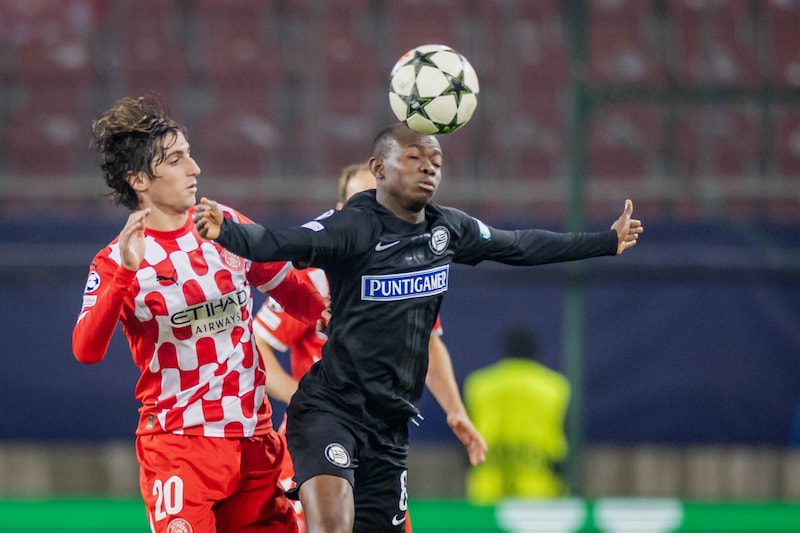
left=193, top=197, right=224, bottom=240
left=119, top=209, right=150, bottom=271
left=611, top=199, right=644, bottom=255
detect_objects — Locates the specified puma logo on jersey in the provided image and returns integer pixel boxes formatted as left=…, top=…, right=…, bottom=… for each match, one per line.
left=156, top=269, right=179, bottom=286
left=375, top=240, right=401, bottom=252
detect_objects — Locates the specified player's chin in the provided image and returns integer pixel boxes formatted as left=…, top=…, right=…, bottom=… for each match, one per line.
left=182, top=194, right=198, bottom=211
left=407, top=197, right=431, bottom=212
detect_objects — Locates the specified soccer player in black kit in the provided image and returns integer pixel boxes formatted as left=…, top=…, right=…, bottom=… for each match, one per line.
left=195, top=123, right=643, bottom=533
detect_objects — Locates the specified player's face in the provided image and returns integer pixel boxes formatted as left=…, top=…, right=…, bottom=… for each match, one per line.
left=139, top=131, right=201, bottom=215
left=379, top=131, right=442, bottom=217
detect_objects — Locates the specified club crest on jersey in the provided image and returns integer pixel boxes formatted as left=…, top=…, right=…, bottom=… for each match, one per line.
left=84, top=271, right=101, bottom=293
left=361, top=265, right=449, bottom=301
left=167, top=518, right=193, bottom=533
left=220, top=249, right=245, bottom=272
left=324, top=443, right=351, bottom=468
left=429, top=226, right=450, bottom=255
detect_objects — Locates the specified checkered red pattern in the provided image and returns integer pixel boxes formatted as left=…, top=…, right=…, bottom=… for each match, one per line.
left=74, top=205, right=315, bottom=438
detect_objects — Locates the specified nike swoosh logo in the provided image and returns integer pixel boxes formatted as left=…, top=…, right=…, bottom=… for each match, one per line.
left=391, top=513, right=406, bottom=526
left=375, top=240, right=401, bottom=252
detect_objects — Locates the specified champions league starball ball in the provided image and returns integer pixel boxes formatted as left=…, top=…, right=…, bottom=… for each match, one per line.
left=388, top=44, right=480, bottom=135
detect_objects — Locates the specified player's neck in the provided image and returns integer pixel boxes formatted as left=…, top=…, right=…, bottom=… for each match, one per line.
left=142, top=207, right=190, bottom=232
left=384, top=204, right=425, bottom=224
left=376, top=194, right=426, bottom=224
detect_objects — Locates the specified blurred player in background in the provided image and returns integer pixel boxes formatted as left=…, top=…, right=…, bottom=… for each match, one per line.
left=195, top=123, right=643, bottom=532
left=72, top=95, right=328, bottom=533
left=464, top=324, right=570, bottom=502
left=253, top=162, right=488, bottom=532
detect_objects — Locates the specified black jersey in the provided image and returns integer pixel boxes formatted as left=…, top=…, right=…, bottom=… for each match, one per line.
left=216, top=190, right=617, bottom=423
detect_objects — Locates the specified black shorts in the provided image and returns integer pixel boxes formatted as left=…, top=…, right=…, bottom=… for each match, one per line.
left=285, top=404, right=411, bottom=533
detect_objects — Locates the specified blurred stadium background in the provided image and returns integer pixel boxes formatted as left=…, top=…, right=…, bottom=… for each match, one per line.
left=0, top=0, right=799, bottom=530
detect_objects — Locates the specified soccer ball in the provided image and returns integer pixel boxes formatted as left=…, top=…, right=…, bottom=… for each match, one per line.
left=388, top=44, right=479, bottom=135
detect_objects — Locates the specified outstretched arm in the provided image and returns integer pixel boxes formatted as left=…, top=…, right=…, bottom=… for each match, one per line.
left=611, top=199, right=643, bottom=255
left=194, top=197, right=281, bottom=262
left=426, top=334, right=488, bottom=466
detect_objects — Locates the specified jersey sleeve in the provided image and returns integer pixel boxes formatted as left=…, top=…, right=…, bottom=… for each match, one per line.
left=431, top=315, right=443, bottom=336
left=215, top=207, right=373, bottom=271
left=250, top=261, right=326, bottom=328
left=253, top=297, right=310, bottom=351
left=215, top=218, right=315, bottom=263
left=223, top=205, right=327, bottom=328
left=450, top=208, right=618, bottom=266
left=253, top=265, right=330, bottom=351
left=72, top=251, right=136, bottom=364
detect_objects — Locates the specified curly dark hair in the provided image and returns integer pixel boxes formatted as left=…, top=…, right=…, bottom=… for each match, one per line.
left=91, top=95, right=187, bottom=210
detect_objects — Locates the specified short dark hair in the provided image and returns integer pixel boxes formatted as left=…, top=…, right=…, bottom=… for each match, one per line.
left=371, top=123, right=408, bottom=159
left=371, top=122, right=443, bottom=162
left=91, top=95, right=187, bottom=210
left=502, top=326, right=540, bottom=361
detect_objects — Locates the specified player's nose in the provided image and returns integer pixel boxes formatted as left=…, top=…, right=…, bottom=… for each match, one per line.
left=187, top=156, right=201, bottom=176
left=420, top=159, right=435, bottom=175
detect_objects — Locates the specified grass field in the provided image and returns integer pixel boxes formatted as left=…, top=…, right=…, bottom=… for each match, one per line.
left=2, top=498, right=800, bottom=532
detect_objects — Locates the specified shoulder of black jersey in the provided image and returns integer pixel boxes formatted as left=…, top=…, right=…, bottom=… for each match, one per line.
left=428, top=201, right=471, bottom=223
left=343, top=189, right=377, bottom=209
left=320, top=196, right=381, bottom=234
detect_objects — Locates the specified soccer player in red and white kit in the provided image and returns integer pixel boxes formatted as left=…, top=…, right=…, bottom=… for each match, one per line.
left=253, top=163, right=488, bottom=533
left=72, top=95, right=327, bottom=533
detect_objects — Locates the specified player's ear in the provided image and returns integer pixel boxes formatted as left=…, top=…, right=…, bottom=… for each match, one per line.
left=369, top=157, right=384, bottom=179
left=126, top=171, right=148, bottom=192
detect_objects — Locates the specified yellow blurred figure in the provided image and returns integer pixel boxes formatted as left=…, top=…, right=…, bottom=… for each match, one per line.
left=464, top=326, right=570, bottom=503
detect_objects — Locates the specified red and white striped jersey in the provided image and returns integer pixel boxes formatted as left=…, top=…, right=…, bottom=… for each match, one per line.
left=72, top=205, right=325, bottom=438
left=253, top=267, right=443, bottom=381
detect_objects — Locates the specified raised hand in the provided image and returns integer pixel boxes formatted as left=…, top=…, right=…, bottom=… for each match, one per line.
left=193, top=197, right=224, bottom=240
left=611, top=199, right=643, bottom=255
left=119, top=208, right=150, bottom=271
